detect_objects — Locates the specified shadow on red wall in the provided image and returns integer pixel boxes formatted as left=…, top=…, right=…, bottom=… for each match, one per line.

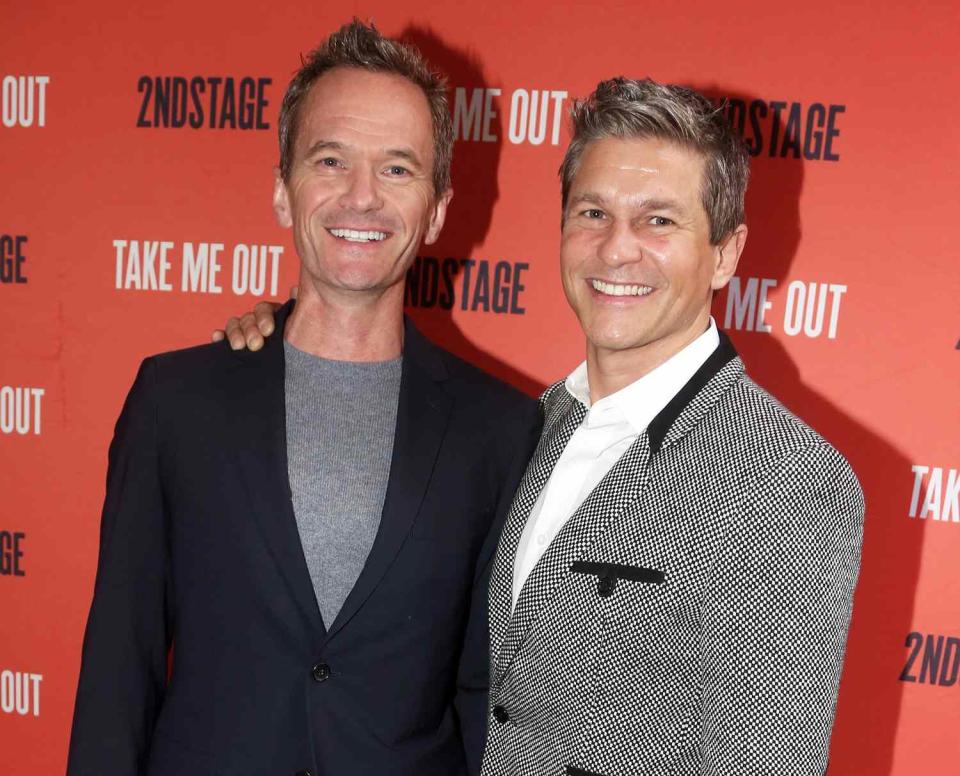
left=399, top=25, right=549, bottom=398
left=702, top=84, right=918, bottom=776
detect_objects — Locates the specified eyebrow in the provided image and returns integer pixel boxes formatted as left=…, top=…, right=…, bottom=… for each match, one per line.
left=384, top=148, right=424, bottom=169
left=567, top=191, right=608, bottom=209
left=304, top=140, right=344, bottom=157
left=641, top=198, right=687, bottom=215
left=303, top=140, right=424, bottom=169
left=567, top=191, right=687, bottom=215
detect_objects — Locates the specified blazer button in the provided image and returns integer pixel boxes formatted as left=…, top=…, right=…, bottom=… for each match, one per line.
left=597, top=575, right=617, bottom=597
left=492, top=705, right=509, bottom=724
left=311, top=662, right=331, bottom=683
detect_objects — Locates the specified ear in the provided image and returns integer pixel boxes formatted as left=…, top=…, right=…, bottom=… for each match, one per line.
left=710, top=223, right=748, bottom=291
left=423, top=188, right=454, bottom=246
left=272, top=167, right=293, bottom=228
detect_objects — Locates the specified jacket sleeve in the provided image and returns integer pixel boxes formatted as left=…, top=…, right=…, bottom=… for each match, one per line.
left=454, top=399, right=542, bottom=775
left=697, top=441, right=865, bottom=776
left=67, top=358, right=172, bottom=776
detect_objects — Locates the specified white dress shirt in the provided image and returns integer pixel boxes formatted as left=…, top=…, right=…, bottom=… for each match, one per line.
left=512, top=319, right=721, bottom=607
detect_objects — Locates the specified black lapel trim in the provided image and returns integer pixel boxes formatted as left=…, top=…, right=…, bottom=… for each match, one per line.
left=647, top=331, right=738, bottom=456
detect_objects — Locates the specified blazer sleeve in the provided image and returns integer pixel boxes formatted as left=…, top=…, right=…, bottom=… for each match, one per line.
left=67, top=358, right=172, bottom=776
left=698, top=441, right=865, bottom=776
left=454, top=399, right=541, bottom=776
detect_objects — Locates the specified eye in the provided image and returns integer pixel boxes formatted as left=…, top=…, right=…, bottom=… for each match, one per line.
left=582, top=208, right=606, bottom=219
left=385, top=165, right=410, bottom=177
left=650, top=215, right=674, bottom=226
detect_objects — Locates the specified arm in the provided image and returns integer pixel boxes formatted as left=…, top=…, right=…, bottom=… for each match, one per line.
left=454, top=401, right=542, bottom=775
left=67, top=359, right=171, bottom=776
left=698, top=442, right=865, bottom=776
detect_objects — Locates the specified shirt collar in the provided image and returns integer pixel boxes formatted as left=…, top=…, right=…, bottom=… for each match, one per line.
left=564, top=318, right=721, bottom=434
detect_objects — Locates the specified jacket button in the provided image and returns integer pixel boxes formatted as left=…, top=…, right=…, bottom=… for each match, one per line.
left=492, top=705, right=509, bottom=723
left=311, top=662, right=331, bottom=682
left=597, top=575, right=617, bottom=597
left=295, top=771, right=312, bottom=776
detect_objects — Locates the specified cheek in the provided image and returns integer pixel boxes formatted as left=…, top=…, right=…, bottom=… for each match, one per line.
left=559, top=232, right=595, bottom=272
left=398, top=184, right=436, bottom=227
left=641, top=236, right=672, bottom=261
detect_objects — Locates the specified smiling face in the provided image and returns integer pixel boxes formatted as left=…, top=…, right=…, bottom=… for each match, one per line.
left=273, top=67, right=451, bottom=304
left=560, top=136, right=746, bottom=378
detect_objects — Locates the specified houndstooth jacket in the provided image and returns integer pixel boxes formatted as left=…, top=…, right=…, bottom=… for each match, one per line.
left=482, top=334, right=865, bottom=776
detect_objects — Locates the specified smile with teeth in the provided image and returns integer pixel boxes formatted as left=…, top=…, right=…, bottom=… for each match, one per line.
left=591, top=279, right=653, bottom=297
left=328, top=228, right=389, bottom=242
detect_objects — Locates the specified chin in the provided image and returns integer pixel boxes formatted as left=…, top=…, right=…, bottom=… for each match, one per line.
left=583, top=327, right=642, bottom=354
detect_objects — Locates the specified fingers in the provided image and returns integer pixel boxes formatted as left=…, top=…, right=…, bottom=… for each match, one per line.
left=223, top=316, right=249, bottom=351
left=253, top=301, right=277, bottom=338
left=239, top=312, right=265, bottom=351
left=220, top=299, right=283, bottom=351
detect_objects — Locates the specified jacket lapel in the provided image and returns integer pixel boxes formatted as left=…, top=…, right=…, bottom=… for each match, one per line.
left=488, top=386, right=586, bottom=672
left=323, top=318, right=453, bottom=643
left=493, top=430, right=653, bottom=683
left=647, top=331, right=741, bottom=455
left=227, top=300, right=325, bottom=646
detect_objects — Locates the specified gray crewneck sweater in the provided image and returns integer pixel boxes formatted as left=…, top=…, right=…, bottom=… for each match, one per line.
left=283, top=340, right=402, bottom=628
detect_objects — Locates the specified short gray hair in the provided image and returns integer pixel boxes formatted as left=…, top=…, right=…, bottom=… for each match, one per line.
left=278, top=19, right=453, bottom=195
left=560, top=77, right=749, bottom=244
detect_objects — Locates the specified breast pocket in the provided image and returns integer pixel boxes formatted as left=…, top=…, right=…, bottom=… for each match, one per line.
left=570, top=560, right=667, bottom=633
left=571, top=560, right=664, bottom=595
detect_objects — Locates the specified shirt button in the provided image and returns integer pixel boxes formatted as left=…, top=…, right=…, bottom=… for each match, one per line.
left=492, top=705, right=510, bottom=724
left=536, top=534, right=547, bottom=546
left=311, top=662, right=331, bottom=682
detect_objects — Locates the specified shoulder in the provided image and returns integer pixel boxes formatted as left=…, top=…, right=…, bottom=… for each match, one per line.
left=123, top=339, right=262, bottom=418
left=723, top=375, right=836, bottom=459
left=148, top=337, right=243, bottom=373
left=722, top=375, right=863, bottom=505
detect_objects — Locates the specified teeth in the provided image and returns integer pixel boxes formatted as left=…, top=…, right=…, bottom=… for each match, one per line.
left=329, top=228, right=388, bottom=242
left=591, top=279, right=653, bottom=297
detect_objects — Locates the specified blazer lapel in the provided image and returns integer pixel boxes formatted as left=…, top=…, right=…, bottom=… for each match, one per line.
left=323, top=318, right=453, bottom=644
left=647, top=331, right=742, bottom=456
left=493, top=431, right=653, bottom=683
left=489, top=387, right=586, bottom=672
left=227, top=300, right=325, bottom=646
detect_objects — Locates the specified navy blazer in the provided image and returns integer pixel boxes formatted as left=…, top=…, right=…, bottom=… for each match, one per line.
left=67, top=302, right=541, bottom=776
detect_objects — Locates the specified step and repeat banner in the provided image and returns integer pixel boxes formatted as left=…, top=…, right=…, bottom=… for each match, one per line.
left=2, top=1, right=958, bottom=773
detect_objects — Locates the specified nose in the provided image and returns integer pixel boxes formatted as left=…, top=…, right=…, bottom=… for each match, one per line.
left=338, top=167, right=383, bottom=213
left=596, top=220, right=643, bottom=267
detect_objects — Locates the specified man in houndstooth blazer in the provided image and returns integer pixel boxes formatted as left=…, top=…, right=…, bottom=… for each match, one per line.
left=482, top=79, right=864, bottom=776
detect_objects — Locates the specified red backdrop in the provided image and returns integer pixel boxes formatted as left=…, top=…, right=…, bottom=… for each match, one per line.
left=2, top=2, right=959, bottom=773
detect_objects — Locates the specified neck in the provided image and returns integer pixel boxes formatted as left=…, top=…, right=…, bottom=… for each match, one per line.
left=585, top=315, right=711, bottom=403
left=284, top=279, right=405, bottom=362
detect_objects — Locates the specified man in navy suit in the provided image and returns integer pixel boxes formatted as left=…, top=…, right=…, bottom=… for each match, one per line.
left=67, top=21, right=539, bottom=776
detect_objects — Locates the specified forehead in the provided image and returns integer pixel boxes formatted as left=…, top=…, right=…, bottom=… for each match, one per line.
left=571, top=136, right=705, bottom=204
left=296, top=67, right=434, bottom=155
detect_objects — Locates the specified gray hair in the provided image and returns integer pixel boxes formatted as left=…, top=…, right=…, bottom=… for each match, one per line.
left=278, top=19, right=453, bottom=195
left=560, top=77, right=749, bottom=244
